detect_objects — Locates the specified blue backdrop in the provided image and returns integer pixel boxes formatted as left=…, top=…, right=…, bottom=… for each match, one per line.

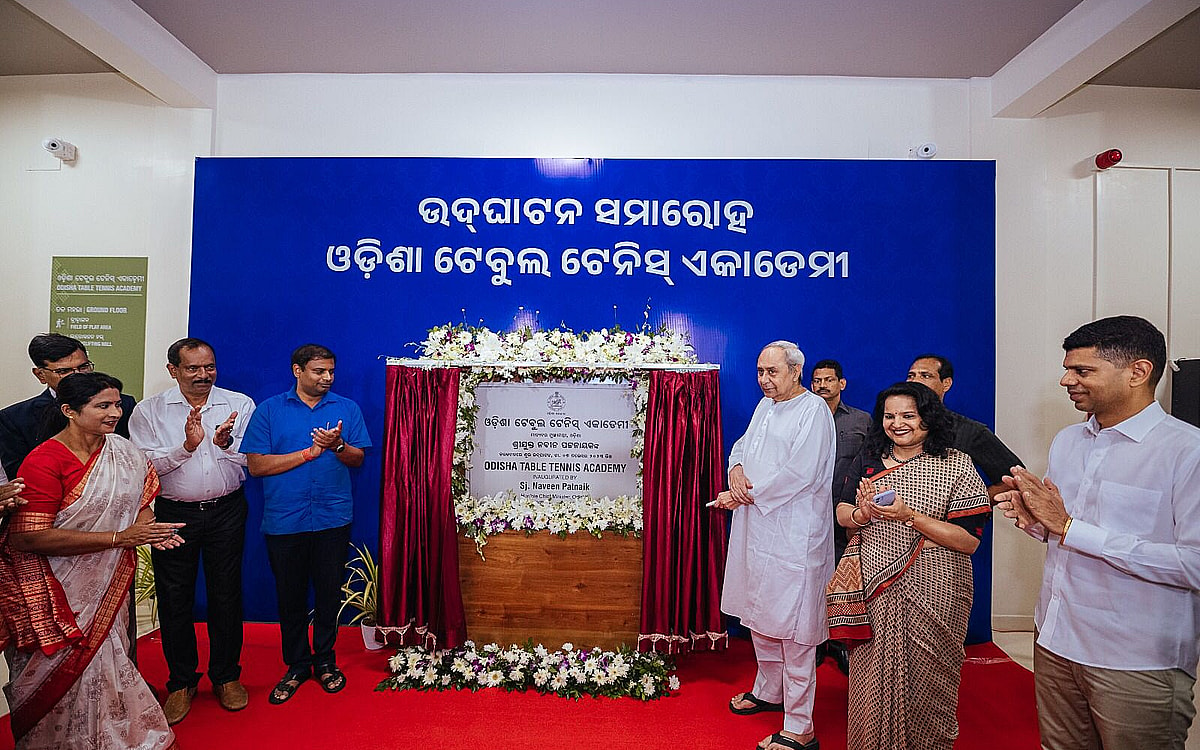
left=189, top=157, right=997, bottom=642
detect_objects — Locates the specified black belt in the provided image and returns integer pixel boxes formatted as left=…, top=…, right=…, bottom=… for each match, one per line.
left=158, top=487, right=244, bottom=511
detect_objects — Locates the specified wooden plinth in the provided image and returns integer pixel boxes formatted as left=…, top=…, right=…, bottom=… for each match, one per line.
left=457, top=531, right=643, bottom=651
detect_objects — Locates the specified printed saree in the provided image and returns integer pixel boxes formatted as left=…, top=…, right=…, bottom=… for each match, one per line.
left=0, top=435, right=176, bottom=749
left=826, top=449, right=989, bottom=750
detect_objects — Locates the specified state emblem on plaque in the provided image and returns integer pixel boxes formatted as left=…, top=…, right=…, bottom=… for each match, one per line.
left=547, top=391, right=567, bottom=412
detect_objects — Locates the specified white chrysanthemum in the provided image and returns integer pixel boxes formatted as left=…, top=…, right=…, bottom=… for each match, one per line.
left=668, top=675, right=681, bottom=690
left=640, top=675, right=657, bottom=696
left=388, top=653, right=405, bottom=673
left=533, top=668, right=551, bottom=686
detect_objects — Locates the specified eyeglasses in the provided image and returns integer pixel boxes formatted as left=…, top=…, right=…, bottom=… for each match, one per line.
left=42, top=361, right=95, bottom=376
left=179, top=364, right=217, bottom=375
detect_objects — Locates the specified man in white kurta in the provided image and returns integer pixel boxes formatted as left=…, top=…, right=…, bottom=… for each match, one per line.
left=715, top=341, right=835, bottom=750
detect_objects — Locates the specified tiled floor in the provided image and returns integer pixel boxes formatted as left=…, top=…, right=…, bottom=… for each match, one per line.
left=993, top=630, right=1034, bottom=671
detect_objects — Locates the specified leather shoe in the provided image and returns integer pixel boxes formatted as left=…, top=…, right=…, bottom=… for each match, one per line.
left=162, top=686, right=197, bottom=726
left=213, top=680, right=249, bottom=711
left=829, top=642, right=850, bottom=676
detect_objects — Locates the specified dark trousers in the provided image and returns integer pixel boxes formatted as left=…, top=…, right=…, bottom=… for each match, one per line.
left=264, top=524, right=351, bottom=675
left=151, top=489, right=247, bottom=692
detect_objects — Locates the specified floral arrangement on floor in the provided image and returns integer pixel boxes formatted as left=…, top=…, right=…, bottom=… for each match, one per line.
left=416, top=323, right=697, bottom=549
left=377, top=640, right=679, bottom=701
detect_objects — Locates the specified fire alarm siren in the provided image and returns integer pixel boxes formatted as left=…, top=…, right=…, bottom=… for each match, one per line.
left=1095, top=149, right=1122, bottom=170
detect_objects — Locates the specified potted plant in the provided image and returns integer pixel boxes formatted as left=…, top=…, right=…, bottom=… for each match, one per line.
left=134, top=545, right=158, bottom=627
left=339, top=542, right=383, bottom=650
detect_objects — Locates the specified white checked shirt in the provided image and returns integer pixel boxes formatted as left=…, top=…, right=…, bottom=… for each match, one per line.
left=1033, top=401, right=1200, bottom=676
left=129, top=385, right=255, bottom=502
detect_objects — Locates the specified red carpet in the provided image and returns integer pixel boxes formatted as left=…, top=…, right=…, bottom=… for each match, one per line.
left=1, top=624, right=1039, bottom=749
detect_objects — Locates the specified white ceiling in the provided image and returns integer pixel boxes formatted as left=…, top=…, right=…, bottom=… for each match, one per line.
left=2, top=0, right=1197, bottom=89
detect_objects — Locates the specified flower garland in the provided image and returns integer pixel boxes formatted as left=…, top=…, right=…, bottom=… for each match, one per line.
left=418, top=324, right=696, bottom=549
left=378, top=640, right=680, bottom=701
left=455, top=490, right=643, bottom=549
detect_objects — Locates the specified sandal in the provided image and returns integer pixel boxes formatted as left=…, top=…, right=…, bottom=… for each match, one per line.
left=316, top=666, right=346, bottom=694
left=756, top=733, right=819, bottom=750
left=268, top=671, right=309, bottom=705
left=729, top=691, right=784, bottom=715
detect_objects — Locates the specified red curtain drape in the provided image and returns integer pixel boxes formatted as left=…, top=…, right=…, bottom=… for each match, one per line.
left=377, top=365, right=467, bottom=650
left=639, top=369, right=728, bottom=653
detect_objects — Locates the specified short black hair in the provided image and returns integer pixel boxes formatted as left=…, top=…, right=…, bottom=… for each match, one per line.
left=167, top=337, right=215, bottom=366
left=910, top=353, right=953, bottom=381
left=811, top=359, right=844, bottom=379
left=1063, top=315, right=1167, bottom=389
left=864, top=381, right=955, bottom=460
left=28, top=334, right=86, bottom=368
left=292, top=343, right=336, bottom=369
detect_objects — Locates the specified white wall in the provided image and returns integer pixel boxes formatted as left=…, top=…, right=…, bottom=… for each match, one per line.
left=4, top=70, right=1199, bottom=631
left=979, top=82, right=1200, bottom=629
left=0, top=73, right=212, bottom=402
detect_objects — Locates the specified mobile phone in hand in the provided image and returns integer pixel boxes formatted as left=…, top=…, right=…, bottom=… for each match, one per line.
left=872, top=489, right=896, bottom=507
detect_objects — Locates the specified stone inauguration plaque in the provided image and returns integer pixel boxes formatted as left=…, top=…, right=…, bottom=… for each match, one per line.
left=469, top=381, right=638, bottom=501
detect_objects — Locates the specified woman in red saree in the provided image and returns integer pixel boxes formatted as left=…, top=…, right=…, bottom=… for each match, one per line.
left=826, top=382, right=991, bottom=750
left=0, top=373, right=184, bottom=749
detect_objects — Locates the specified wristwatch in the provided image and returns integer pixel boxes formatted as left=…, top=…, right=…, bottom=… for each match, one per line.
left=903, top=512, right=918, bottom=527
left=334, top=440, right=347, bottom=454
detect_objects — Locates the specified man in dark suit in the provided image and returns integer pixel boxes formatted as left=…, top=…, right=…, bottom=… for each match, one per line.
left=0, top=333, right=137, bottom=479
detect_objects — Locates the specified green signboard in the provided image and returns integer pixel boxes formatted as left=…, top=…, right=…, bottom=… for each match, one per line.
left=49, top=257, right=148, bottom=399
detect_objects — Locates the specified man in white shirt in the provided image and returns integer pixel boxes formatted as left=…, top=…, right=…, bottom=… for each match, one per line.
left=713, top=340, right=835, bottom=750
left=998, top=315, right=1200, bottom=750
left=129, top=338, right=255, bottom=725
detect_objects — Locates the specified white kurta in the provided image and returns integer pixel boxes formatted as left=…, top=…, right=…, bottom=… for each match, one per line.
left=721, top=390, right=836, bottom=644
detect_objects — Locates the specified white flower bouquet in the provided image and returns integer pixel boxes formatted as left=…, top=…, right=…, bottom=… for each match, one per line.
left=378, top=640, right=679, bottom=701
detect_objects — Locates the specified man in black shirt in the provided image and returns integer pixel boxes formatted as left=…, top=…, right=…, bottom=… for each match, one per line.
left=907, top=354, right=1022, bottom=498
left=811, top=359, right=870, bottom=675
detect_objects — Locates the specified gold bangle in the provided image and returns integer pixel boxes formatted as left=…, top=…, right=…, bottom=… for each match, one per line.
left=850, top=507, right=869, bottom=527
left=111, top=531, right=119, bottom=548
left=1060, top=516, right=1073, bottom=543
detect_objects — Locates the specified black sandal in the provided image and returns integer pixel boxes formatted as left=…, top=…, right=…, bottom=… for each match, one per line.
left=729, top=691, right=784, bottom=715
left=268, top=671, right=309, bottom=705
left=756, top=733, right=819, bottom=750
left=316, top=666, right=346, bottom=694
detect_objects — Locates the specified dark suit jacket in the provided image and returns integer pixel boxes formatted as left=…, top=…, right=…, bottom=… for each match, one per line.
left=0, top=388, right=136, bottom=478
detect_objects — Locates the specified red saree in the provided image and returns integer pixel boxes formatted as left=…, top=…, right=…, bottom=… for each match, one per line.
left=0, top=436, right=176, bottom=749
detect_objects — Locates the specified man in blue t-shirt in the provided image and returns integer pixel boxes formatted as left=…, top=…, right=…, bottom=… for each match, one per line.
left=240, top=343, right=371, bottom=705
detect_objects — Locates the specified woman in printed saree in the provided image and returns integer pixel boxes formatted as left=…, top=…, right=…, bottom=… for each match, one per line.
left=826, top=382, right=990, bottom=750
left=0, top=373, right=184, bottom=749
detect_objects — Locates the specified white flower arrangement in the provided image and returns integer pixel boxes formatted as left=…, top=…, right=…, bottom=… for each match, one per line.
left=378, top=640, right=678, bottom=701
left=417, top=323, right=697, bottom=548
left=455, top=490, right=643, bottom=549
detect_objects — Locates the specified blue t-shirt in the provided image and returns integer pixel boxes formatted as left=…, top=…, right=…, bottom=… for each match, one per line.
left=240, top=388, right=372, bottom=535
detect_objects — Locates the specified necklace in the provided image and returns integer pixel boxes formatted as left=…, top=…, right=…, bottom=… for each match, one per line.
left=888, top=445, right=923, bottom=464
